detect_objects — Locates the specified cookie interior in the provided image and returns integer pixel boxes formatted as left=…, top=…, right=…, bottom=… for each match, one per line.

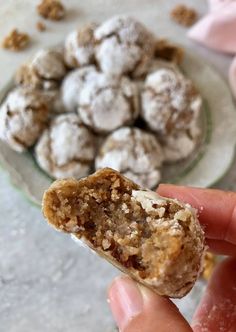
left=43, top=168, right=202, bottom=288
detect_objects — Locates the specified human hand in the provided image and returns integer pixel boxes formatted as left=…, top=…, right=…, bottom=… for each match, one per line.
left=108, top=185, right=236, bottom=331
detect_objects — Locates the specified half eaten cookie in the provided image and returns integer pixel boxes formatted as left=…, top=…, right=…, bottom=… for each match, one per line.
left=42, top=168, right=205, bottom=298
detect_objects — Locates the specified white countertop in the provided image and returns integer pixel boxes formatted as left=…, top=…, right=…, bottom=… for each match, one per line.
left=0, top=1, right=235, bottom=331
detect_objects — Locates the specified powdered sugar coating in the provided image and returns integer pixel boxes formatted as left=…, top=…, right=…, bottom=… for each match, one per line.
left=161, top=125, right=201, bottom=162
left=95, top=127, right=164, bottom=188
left=61, top=66, right=98, bottom=113
left=78, top=72, right=139, bottom=133
left=95, top=16, right=155, bottom=77
left=64, top=23, right=97, bottom=68
left=0, top=87, right=49, bottom=152
left=35, top=113, right=96, bottom=179
left=141, top=67, right=202, bottom=135
left=16, top=49, right=66, bottom=90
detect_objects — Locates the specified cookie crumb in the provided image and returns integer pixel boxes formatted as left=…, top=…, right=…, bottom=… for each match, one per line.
left=37, top=0, right=65, bottom=21
left=36, top=21, right=46, bottom=32
left=202, top=252, right=217, bottom=280
left=170, top=4, right=198, bottom=27
left=155, top=39, right=184, bottom=65
left=2, top=29, right=30, bottom=51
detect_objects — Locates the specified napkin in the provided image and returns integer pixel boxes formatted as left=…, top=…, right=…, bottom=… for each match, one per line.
left=187, top=0, right=236, bottom=98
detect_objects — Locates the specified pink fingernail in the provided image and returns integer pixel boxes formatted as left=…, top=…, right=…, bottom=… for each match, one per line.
left=108, top=276, right=143, bottom=330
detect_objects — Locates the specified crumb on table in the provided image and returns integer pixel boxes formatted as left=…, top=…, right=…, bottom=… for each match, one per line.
left=155, top=39, right=184, bottom=65
left=2, top=29, right=30, bottom=51
left=202, top=252, right=217, bottom=280
left=36, top=21, right=46, bottom=32
left=37, top=0, right=65, bottom=21
left=170, top=4, right=198, bottom=27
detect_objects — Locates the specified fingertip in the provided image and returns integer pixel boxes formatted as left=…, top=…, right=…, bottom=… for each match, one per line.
left=108, top=275, right=191, bottom=332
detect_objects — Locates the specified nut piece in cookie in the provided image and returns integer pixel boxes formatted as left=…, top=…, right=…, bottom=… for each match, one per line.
left=141, top=67, right=202, bottom=135
left=35, top=113, right=96, bottom=179
left=37, top=0, right=65, bottom=21
left=95, top=127, right=163, bottom=189
left=64, top=23, right=97, bottom=68
left=2, top=29, right=30, bottom=51
left=78, top=72, right=139, bottom=133
left=61, top=66, right=98, bottom=113
left=95, top=15, right=155, bottom=77
left=16, top=49, right=67, bottom=90
left=0, top=87, right=49, bottom=152
left=42, top=168, right=205, bottom=298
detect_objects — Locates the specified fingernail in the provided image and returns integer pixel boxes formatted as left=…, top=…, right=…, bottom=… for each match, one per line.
left=108, top=276, right=143, bottom=330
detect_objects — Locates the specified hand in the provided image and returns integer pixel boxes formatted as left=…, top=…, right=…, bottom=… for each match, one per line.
left=107, top=185, right=236, bottom=332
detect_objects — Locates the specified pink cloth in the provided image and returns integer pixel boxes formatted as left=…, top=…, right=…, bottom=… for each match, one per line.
left=188, top=0, right=236, bottom=97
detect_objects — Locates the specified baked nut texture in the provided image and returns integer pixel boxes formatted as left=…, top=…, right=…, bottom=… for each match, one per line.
left=35, top=113, right=96, bottom=179
left=95, top=16, right=155, bottom=77
left=141, top=67, right=202, bottom=135
left=0, top=87, right=49, bottom=152
left=64, top=23, right=97, bottom=68
left=43, top=168, right=205, bottom=298
left=61, top=66, right=98, bottom=113
left=95, top=127, right=163, bottom=189
left=37, top=0, right=65, bottom=21
left=78, top=72, right=139, bottom=133
left=2, top=29, right=30, bottom=51
left=16, top=49, right=66, bottom=90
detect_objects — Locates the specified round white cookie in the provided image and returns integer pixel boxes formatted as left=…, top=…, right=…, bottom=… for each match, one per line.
left=64, top=23, right=97, bottom=68
left=141, top=67, right=202, bottom=135
left=78, top=71, right=139, bottom=133
left=95, top=15, right=155, bottom=77
left=15, top=49, right=67, bottom=90
left=61, top=66, right=98, bottom=113
left=0, top=87, right=49, bottom=152
left=35, top=113, right=96, bottom=179
left=95, top=127, right=164, bottom=188
left=161, top=125, right=201, bottom=162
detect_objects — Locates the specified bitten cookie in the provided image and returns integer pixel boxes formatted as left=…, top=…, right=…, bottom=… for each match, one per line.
left=95, top=127, right=163, bottom=189
left=141, top=67, right=202, bottom=135
left=95, top=15, right=155, bottom=77
left=16, top=49, right=66, bottom=90
left=42, top=168, right=205, bottom=298
left=0, top=87, right=49, bottom=152
left=64, top=23, right=97, bottom=68
left=78, top=72, right=139, bottom=133
left=61, top=66, right=98, bottom=113
left=35, top=113, right=96, bottom=179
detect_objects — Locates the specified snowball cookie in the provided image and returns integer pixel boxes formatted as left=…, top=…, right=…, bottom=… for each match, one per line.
left=78, top=72, right=139, bottom=133
left=35, top=113, right=96, bottom=179
left=95, top=127, right=164, bottom=189
left=141, top=67, right=202, bottom=135
left=95, top=15, right=155, bottom=77
left=161, top=125, right=201, bottom=162
left=64, top=23, right=97, bottom=68
left=61, top=66, right=98, bottom=112
left=0, top=87, right=49, bottom=153
left=15, top=49, right=67, bottom=90
left=43, top=168, right=205, bottom=298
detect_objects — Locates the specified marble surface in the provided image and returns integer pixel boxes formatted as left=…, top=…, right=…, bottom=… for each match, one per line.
left=0, top=1, right=235, bottom=331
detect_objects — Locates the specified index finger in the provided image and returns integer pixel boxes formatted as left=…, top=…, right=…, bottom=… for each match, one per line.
left=157, top=184, right=236, bottom=246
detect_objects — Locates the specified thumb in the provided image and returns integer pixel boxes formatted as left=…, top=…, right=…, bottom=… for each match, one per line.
left=108, top=275, right=192, bottom=332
